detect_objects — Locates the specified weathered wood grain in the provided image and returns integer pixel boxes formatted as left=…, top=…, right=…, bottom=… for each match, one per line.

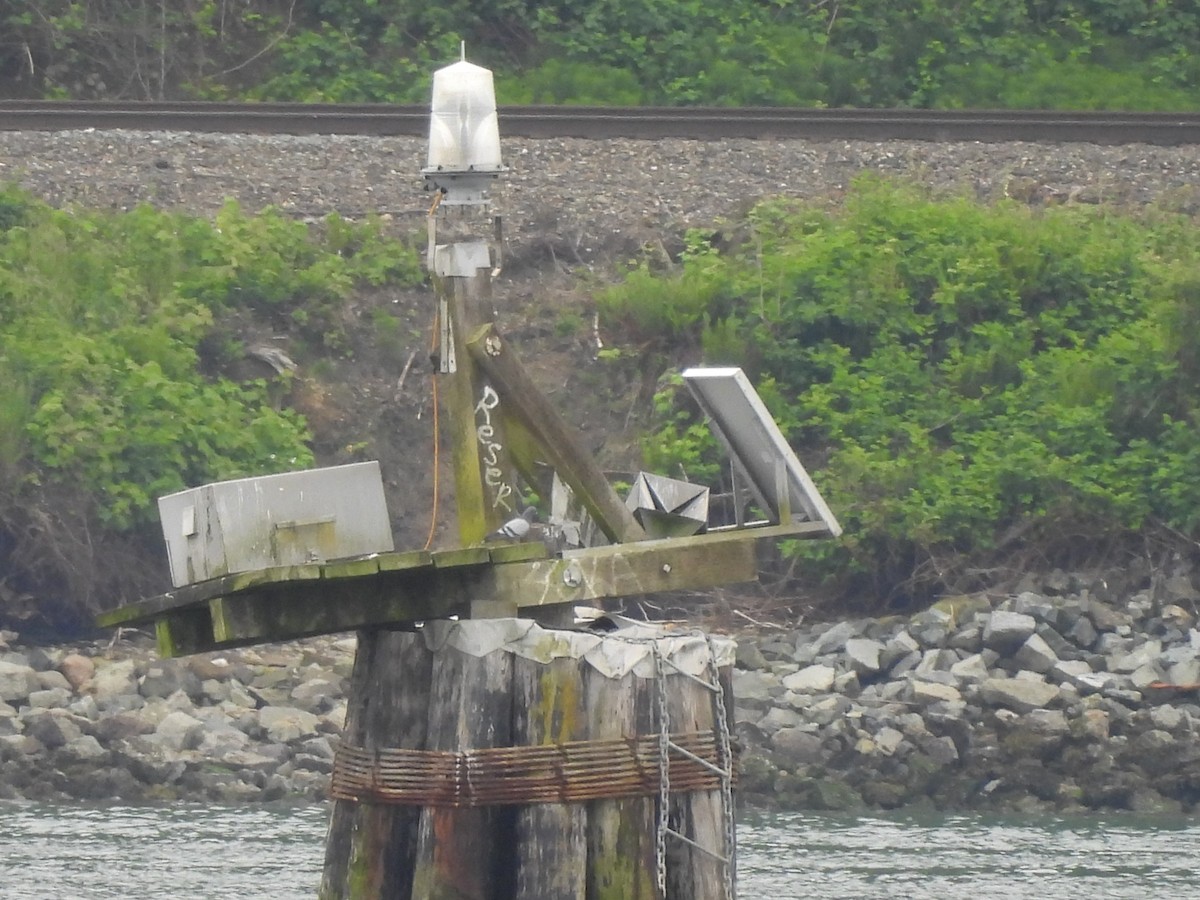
left=512, top=655, right=588, bottom=899
left=409, top=634, right=515, bottom=899
left=584, top=666, right=659, bottom=900
left=320, top=630, right=433, bottom=899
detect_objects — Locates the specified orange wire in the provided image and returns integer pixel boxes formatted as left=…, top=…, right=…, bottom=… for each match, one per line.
left=423, top=304, right=441, bottom=551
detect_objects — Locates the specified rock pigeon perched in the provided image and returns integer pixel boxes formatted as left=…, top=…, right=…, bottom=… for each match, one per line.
left=486, top=506, right=538, bottom=542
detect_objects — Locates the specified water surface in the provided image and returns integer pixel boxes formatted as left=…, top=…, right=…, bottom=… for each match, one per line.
left=3, top=802, right=1199, bottom=898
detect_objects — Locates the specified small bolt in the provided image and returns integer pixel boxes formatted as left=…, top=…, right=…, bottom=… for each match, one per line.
left=562, top=563, right=583, bottom=588
left=662, top=564, right=671, bottom=574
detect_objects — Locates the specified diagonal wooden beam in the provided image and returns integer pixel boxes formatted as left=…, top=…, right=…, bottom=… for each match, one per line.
left=465, top=323, right=646, bottom=544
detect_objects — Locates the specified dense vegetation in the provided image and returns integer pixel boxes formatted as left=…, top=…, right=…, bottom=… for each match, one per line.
left=0, top=186, right=422, bottom=629
left=2, top=1, right=1199, bottom=110
left=598, top=178, right=1200, bottom=606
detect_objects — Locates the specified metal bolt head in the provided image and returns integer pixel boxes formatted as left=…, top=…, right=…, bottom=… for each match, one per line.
left=562, top=562, right=583, bottom=587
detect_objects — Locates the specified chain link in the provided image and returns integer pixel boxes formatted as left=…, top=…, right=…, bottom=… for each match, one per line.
left=653, top=642, right=670, bottom=897
left=706, top=634, right=737, bottom=900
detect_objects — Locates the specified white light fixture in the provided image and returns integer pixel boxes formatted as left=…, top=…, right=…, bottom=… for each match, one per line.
left=423, top=47, right=504, bottom=206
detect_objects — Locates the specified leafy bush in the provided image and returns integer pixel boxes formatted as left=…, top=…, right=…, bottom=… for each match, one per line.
left=9, top=1, right=1200, bottom=110
left=0, top=187, right=423, bottom=624
left=606, top=177, right=1200, bottom=605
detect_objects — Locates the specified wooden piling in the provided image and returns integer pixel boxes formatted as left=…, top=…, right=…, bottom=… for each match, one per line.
left=512, top=653, right=588, bottom=899
left=664, top=659, right=734, bottom=900
left=320, top=619, right=736, bottom=900
left=409, top=624, right=515, bottom=900
left=320, top=629, right=432, bottom=900
left=584, top=665, right=659, bottom=900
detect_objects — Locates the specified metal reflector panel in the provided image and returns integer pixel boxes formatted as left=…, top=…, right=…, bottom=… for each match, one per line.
left=682, top=367, right=841, bottom=536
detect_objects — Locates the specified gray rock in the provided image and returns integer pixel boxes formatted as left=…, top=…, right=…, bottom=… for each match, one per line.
left=197, top=724, right=251, bottom=756
left=1012, top=592, right=1057, bottom=622
left=873, top=726, right=906, bottom=755
left=1110, top=640, right=1162, bottom=674
left=844, top=638, right=885, bottom=676
left=781, top=664, right=836, bottom=694
left=1168, top=658, right=1200, bottom=686
left=979, top=677, right=1061, bottom=713
left=22, top=710, right=83, bottom=749
left=921, top=734, right=960, bottom=766
left=289, top=679, right=341, bottom=713
left=758, top=707, right=804, bottom=735
left=90, top=659, right=138, bottom=702
left=735, top=641, right=770, bottom=670
left=1067, top=616, right=1099, bottom=649
left=881, top=631, right=920, bottom=670
left=770, top=727, right=825, bottom=766
left=811, top=621, right=861, bottom=655
left=910, top=681, right=962, bottom=705
left=1014, top=634, right=1059, bottom=673
left=35, top=670, right=72, bottom=692
left=153, top=710, right=204, bottom=752
left=0, top=660, right=39, bottom=703
left=259, top=706, right=320, bottom=743
left=59, top=734, right=108, bottom=762
left=914, top=649, right=957, bottom=675
left=1128, top=663, right=1162, bottom=690
left=27, top=688, right=72, bottom=709
left=889, top=651, right=922, bottom=678
left=140, top=662, right=202, bottom=701
left=732, top=669, right=779, bottom=704
left=983, top=611, right=1037, bottom=653
left=947, top=624, right=983, bottom=652
left=949, top=654, right=991, bottom=685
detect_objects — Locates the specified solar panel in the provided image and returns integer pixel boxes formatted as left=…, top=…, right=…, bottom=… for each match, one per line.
left=682, top=367, right=841, bottom=537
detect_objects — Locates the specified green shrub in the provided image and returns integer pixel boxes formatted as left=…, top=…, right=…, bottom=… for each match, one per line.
left=0, top=187, right=425, bottom=622
left=620, top=177, right=1200, bottom=604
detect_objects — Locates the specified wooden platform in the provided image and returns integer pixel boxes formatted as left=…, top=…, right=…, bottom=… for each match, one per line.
left=96, top=522, right=828, bottom=657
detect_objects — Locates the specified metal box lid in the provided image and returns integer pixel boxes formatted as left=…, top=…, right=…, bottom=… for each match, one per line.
left=157, top=461, right=394, bottom=587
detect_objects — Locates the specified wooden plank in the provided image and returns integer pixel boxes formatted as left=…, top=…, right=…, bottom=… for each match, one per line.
left=431, top=546, right=492, bottom=568
left=491, top=531, right=763, bottom=610
left=96, top=563, right=323, bottom=627
left=441, top=271, right=524, bottom=544
left=155, top=606, right=218, bottom=658
left=487, top=542, right=549, bottom=564
left=145, top=525, right=820, bottom=653
left=466, top=323, right=647, bottom=545
left=206, top=573, right=470, bottom=647
left=410, top=629, right=515, bottom=899
left=321, top=630, right=434, bottom=900
left=512, top=654, right=588, bottom=899
left=377, top=549, right=434, bottom=572
left=321, top=556, right=382, bottom=580
left=665, top=662, right=729, bottom=900
left=584, top=666, right=658, bottom=899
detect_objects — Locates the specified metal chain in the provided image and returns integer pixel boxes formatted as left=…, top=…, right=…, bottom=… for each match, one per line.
left=653, top=641, right=670, bottom=898
left=706, top=634, right=737, bottom=900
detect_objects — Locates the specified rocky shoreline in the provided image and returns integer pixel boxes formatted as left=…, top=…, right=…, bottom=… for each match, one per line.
left=3, top=569, right=1200, bottom=814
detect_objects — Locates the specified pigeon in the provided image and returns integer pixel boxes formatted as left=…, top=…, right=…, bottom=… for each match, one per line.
left=486, top=506, right=538, bottom=542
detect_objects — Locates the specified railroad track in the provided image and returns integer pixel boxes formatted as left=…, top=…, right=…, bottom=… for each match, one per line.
left=2, top=101, right=1199, bottom=144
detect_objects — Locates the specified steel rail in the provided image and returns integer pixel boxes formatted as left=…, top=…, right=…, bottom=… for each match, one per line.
left=2, top=101, right=1200, bottom=144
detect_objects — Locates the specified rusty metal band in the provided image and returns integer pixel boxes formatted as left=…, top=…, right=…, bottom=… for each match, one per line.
left=329, top=731, right=736, bottom=807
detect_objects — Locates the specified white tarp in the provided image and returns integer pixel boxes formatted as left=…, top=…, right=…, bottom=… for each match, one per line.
left=420, top=617, right=735, bottom=680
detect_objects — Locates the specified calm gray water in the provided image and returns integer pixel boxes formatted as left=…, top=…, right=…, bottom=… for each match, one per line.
left=2, top=802, right=1199, bottom=899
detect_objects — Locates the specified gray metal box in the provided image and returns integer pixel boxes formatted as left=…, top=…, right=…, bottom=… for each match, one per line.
left=157, top=461, right=394, bottom=587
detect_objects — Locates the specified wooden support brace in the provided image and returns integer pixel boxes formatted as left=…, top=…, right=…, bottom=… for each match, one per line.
left=465, top=323, right=646, bottom=545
